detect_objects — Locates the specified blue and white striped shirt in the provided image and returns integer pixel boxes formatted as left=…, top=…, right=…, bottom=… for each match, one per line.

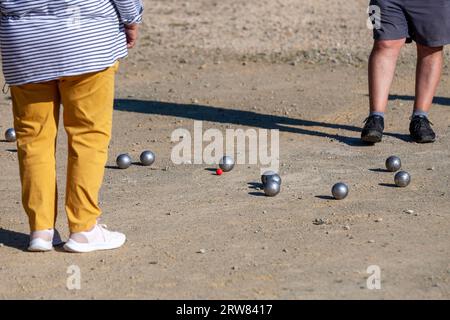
left=0, top=0, right=143, bottom=85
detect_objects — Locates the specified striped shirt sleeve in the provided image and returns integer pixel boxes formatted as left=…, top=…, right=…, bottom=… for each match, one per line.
left=111, top=0, right=144, bottom=25
left=0, top=0, right=143, bottom=85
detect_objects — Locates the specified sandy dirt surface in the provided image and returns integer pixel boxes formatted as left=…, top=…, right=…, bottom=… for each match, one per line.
left=0, top=0, right=449, bottom=299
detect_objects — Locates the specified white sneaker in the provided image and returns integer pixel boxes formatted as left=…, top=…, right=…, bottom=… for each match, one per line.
left=63, top=224, right=126, bottom=253
left=28, top=229, right=63, bottom=252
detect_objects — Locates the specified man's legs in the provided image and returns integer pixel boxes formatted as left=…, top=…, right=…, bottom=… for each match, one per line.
left=369, top=39, right=405, bottom=113
left=408, top=44, right=443, bottom=143
left=362, top=39, right=405, bottom=143
left=414, top=44, right=443, bottom=113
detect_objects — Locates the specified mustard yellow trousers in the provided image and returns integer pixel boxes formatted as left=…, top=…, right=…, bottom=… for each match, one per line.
left=11, top=62, right=118, bottom=233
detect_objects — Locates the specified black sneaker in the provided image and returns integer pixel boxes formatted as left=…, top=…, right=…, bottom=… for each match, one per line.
left=409, top=115, right=436, bottom=143
left=361, top=115, right=384, bottom=143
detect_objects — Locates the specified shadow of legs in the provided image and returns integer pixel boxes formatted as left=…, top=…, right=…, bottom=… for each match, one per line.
left=0, top=228, right=29, bottom=251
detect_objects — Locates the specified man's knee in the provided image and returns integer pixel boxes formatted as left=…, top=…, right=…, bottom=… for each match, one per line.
left=417, top=44, right=443, bottom=56
left=373, top=39, right=405, bottom=52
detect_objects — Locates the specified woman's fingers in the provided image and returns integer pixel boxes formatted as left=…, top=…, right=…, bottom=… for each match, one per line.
left=125, top=24, right=139, bottom=49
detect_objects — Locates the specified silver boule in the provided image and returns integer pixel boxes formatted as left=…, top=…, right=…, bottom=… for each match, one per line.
left=394, top=171, right=410, bottom=187
left=5, top=128, right=16, bottom=142
left=140, top=150, right=155, bottom=166
left=264, top=180, right=281, bottom=197
left=261, top=170, right=276, bottom=184
left=116, top=154, right=132, bottom=169
left=265, top=174, right=282, bottom=186
left=332, top=182, right=349, bottom=200
left=386, top=156, right=402, bottom=172
left=219, top=155, right=235, bottom=172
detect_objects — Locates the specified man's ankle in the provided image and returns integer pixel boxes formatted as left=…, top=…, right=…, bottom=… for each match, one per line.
left=412, top=109, right=429, bottom=119
left=369, top=111, right=385, bottom=118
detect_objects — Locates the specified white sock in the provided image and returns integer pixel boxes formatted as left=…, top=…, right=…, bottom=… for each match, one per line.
left=30, top=229, right=54, bottom=242
left=70, top=224, right=105, bottom=243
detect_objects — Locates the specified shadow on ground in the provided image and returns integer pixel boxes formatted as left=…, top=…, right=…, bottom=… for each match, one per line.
left=114, top=99, right=410, bottom=146
left=0, top=228, right=28, bottom=251
left=389, top=94, right=450, bottom=107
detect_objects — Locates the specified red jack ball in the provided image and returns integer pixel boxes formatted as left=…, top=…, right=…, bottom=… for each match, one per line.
left=216, top=168, right=223, bottom=175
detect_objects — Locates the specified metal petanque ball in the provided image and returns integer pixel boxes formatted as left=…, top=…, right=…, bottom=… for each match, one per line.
left=219, top=156, right=235, bottom=172
left=116, top=154, right=132, bottom=169
left=261, top=170, right=276, bottom=184
left=264, top=180, right=281, bottom=197
left=265, top=174, right=282, bottom=186
left=386, top=156, right=402, bottom=172
left=394, top=171, right=411, bottom=188
left=332, top=183, right=349, bottom=200
left=140, top=150, right=155, bottom=166
left=5, top=128, right=16, bottom=142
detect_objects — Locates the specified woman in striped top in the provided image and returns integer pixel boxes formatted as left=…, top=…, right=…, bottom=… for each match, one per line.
left=0, top=0, right=143, bottom=253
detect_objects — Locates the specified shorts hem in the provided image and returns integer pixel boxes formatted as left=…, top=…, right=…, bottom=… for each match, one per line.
left=373, top=33, right=408, bottom=42
left=413, top=38, right=450, bottom=47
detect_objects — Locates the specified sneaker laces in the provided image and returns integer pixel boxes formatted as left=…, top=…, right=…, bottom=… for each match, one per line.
left=363, top=115, right=382, bottom=124
left=411, top=116, right=433, bottom=130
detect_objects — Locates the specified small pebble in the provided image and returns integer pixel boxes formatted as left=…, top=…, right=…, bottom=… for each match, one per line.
left=375, top=218, right=383, bottom=222
left=368, top=240, right=375, bottom=244
left=404, top=210, right=414, bottom=215
left=343, top=225, right=350, bottom=230
left=198, top=249, right=206, bottom=254
left=313, top=218, right=329, bottom=225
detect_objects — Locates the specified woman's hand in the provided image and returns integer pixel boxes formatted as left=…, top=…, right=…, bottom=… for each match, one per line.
left=125, top=23, right=139, bottom=49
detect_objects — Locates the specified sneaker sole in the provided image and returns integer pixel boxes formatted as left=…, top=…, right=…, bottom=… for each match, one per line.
left=413, top=138, right=436, bottom=143
left=361, top=132, right=382, bottom=143
left=63, top=237, right=126, bottom=253
left=28, top=246, right=53, bottom=252
left=28, top=241, right=53, bottom=252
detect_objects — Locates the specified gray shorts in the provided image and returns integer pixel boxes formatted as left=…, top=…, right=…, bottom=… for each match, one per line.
left=369, top=0, right=450, bottom=47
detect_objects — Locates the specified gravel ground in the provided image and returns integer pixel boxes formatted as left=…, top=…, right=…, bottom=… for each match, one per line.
left=0, top=0, right=449, bottom=300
